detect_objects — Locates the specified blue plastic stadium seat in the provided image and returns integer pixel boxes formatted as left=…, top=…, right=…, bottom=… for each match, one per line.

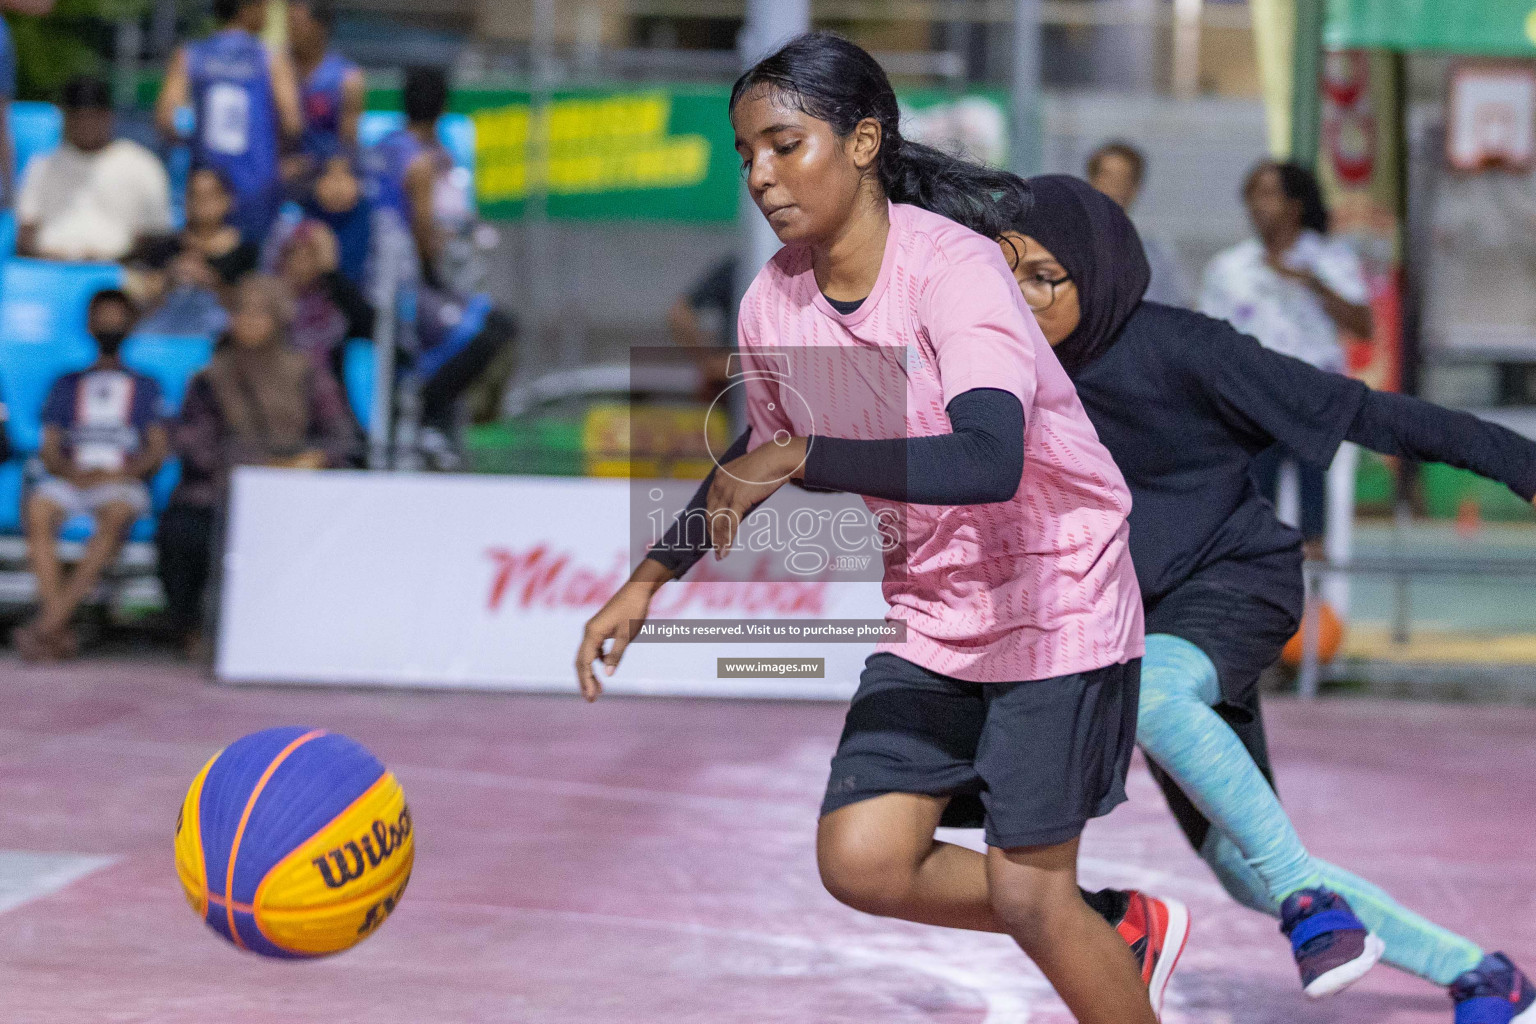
left=123, top=333, right=214, bottom=412
left=10, top=101, right=62, bottom=184
left=342, top=337, right=374, bottom=432
left=0, top=258, right=124, bottom=349
left=0, top=458, right=21, bottom=533
left=0, top=211, right=16, bottom=261
left=0, top=337, right=96, bottom=454
left=58, top=512, right=158, bottom=544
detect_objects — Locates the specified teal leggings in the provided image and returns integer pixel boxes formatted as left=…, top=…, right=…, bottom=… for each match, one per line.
left=1139, top=634, right=1483, bottom=987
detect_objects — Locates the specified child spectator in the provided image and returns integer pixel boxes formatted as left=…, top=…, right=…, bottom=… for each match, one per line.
left=17, top=75, right=172, bottom=262
left=17, top=290, right=168, bottom=661
left=157, top=274, right=355, bottom=653
left=129, top=168, right=258, bottom=336
left=155, top=0, right=302, bottom=245
left=277, top=218, right=374, bottom=383
left=302, top=150, right=372, bottom=287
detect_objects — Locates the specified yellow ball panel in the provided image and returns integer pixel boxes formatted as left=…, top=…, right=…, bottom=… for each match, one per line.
left=174, top=753, right=217, bottom=918
left=253, top=773, right=414, bottom=956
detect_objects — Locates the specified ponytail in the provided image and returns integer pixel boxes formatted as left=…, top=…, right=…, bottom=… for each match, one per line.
left=731, top=32, right=1032, bottom=239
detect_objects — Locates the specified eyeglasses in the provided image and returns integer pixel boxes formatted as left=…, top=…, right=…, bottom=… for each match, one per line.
left=1019, top=272, right=1072, bottom=312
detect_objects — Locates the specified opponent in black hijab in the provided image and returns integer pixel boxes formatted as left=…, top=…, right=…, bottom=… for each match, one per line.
left=1002, top=174, right=1536, bottom=1020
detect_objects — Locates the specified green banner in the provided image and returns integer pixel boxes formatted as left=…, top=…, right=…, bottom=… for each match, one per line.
left=1324, top=0, right=1536, bottom=55
left=368, top=84, right=1008, bottom=224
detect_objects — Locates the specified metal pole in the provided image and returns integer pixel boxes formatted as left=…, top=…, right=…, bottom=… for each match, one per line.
left=113, top=18, right=143, bottom=112
left=1173, top=0, right=1203, bottom=100
left=1009, top=0, right=1043, bottom=176
left=528, top=0, right=556, bottom=366
left=368, top=230, right=400, bottom=470
left=1298, top=563, right=1322, bottom=698
left=739, top=0, right=809, bottom=282
left=1289, top=0, right=1326, bottom=166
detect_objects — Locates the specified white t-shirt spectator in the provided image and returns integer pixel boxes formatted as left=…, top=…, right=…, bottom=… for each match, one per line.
left=1199, top=230, right=1368, bottom=373
left=18, top=139, right=173, bottom=262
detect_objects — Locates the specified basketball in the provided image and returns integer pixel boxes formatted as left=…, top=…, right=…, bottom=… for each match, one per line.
left=174, top=726, right=414, bottom=958
left=1281, top=601, right=1344, bottom=667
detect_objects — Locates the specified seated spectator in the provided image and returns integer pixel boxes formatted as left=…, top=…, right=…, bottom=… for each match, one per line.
left=277, top=218, right=374, bottom=384
left=16, top=290, right=168, bottom=661
left=17, top=75, right=173, bottom=262
left=127, top=168, right=259, bottom=336
left=303, top=150, right=372, bottom=287
left=157, top=274, right=355, bottom=653
left=409, top=288, right=516, bottom=471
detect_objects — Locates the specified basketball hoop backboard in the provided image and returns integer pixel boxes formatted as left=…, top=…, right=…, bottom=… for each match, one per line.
left=1447, top=62, right=1536, bottom=172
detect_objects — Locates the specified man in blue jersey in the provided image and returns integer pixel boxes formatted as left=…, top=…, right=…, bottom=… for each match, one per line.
left=366, top=65, right=465, bottom=289
left=155, top=0, right=302, bottom=246
left=0, top=0, right=58, bottom=208
left=365, top=66, right=512, bottom=469
left=18, top=290, right=168, bottom=661
left=288, top=0, right=364, bottom=176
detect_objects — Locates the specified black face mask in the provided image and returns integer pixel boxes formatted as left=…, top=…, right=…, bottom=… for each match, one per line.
left=94, top=330, right=128, bottom=357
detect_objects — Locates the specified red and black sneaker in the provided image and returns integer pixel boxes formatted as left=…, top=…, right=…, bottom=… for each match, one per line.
left=1115, top=889, right=1192, bottom=1020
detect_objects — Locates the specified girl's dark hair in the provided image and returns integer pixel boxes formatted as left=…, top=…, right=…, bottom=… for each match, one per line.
left=88, top=287, right=137, bottom=320
left=190, top=164, right=236, bottom=198
left=730, top=32, right=1032, bottom=238
left=213, top=0, right=262, bottom=24
left=1245, top=160, right=1330, bottom=234
left=404, top=66, right=449, bottom=125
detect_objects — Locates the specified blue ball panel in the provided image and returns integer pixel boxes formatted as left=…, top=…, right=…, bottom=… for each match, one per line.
left=230, top=733, right=385, bottom=904
left=198, top=726, right=318, bottom=903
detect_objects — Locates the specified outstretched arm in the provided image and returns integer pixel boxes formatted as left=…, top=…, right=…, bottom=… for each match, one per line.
left=1346, top=391, right=1536, bottom=503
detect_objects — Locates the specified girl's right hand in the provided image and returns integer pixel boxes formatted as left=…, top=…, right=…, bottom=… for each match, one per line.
left=575, top=580, right=657, bottom=702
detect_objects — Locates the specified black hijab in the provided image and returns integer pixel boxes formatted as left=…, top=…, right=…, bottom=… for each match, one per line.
left=1013, top=174, right=1150, bottom=376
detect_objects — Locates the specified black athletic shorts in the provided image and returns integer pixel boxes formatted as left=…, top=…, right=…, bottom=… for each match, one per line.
left=820, top=652, right=1141, bottom=850
left=1142, top=557, right=1301, bottom=852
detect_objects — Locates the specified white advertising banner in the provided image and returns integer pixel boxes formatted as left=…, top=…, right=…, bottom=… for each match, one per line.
left=217, top=468, right=889, bottom=698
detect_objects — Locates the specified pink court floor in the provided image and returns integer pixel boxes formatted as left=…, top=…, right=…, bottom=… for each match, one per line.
left=2, top=658, right=1533, bottom=1024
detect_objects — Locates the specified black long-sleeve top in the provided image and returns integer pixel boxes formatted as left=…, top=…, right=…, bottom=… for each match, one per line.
left=1073, top=302, right=1536, bottom=609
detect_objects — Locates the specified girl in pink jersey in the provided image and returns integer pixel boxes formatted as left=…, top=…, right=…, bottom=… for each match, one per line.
left=576, top=34, right=1159, bottom=1023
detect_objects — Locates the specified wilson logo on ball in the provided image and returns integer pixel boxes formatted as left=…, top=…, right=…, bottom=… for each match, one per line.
left=312, top=808, right=413, bottom=889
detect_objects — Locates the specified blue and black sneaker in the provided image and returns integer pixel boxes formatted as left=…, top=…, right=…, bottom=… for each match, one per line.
left=1279, top=887, right=1385, bottom=998
left=1451, top=953, right=1536, bottom=1024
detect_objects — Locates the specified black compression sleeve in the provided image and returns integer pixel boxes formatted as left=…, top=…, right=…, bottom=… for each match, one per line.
left=1345, top=390, right=1536, bottom=501
left=645, top=427, right=753, bottom=579
left=799, top=388, right=1025, bottom=505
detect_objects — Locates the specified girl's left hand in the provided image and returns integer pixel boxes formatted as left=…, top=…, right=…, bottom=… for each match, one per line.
left=705, top=436, right=807, bottom=559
